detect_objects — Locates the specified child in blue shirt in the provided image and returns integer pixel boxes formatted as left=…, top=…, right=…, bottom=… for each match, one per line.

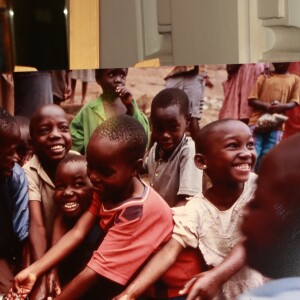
left=0, top=108, right=29, bottom=295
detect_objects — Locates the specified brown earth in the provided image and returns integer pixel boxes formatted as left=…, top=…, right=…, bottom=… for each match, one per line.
left=62, top=65, right=227, bottom=126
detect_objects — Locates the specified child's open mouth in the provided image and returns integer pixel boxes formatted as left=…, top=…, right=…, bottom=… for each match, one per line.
left=50, top=144, right=65, bottom=153
left=64, top=201, right=79, bottom=211
left=234, top=164, right=251, bottom=171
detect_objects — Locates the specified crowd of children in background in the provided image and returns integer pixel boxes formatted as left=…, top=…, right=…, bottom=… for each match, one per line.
left=0, top=62, right=300, bottom=300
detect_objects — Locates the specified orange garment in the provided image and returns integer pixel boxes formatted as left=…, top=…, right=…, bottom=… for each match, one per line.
left=248, top=73, right=300, bottom=128
left=219, top=64, right=267, bottom=121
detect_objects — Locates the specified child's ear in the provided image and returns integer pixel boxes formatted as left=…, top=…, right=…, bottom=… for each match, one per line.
left=194, top=153, right=207, bottom=170
left=132, top=158, right=144, bottom=176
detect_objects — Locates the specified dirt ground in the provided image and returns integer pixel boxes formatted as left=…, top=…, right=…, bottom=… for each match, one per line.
left=62, top=65, right=227, bottom=126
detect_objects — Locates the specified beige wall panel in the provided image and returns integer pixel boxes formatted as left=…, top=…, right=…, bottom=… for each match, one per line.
left=69, top=0, right=99, bottom=69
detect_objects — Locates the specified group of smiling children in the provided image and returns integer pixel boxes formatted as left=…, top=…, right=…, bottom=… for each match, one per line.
left=0, top=67, right=298, bottom=300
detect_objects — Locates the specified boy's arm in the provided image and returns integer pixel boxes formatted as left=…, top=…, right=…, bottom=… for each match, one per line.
left=54, top=266, right=99, bottom=300
left=179, top=240, right=246, bottom=300
left=176, top=143, right=203, bottom=207
left=11, top=211, right=97, bottom=298
left=55, top=266, right=124, bottom=300
left=21, top=239, right=31, bottom=269
left=268, top=101, right=297, bottom=114
left=114, top=237, right=184, bottom=300
left=29, top=201, right=47, bottom=262
left=28, top=201, right=49, bottom=300
left=47, top=214, right=68, bottom=299
left=117, top=86, right=134, bottom=116
left=248, top=99, right=270, bottom=111
left=118, top=89, right=150, bottom=147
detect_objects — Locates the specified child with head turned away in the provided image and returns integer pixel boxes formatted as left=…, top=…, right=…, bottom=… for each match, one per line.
left=248, top=62, right=300, bottom=171
left=70, top=68, right=150, bottom=154
left=115, top=119, right=266, bottom=300
left=239, top=133, right=300, bottom=299
left=0, top=109, right=29, bottom=296
left=10, top=115, right=174, bottom=300
left=46, top=154, right=103, bottom=300
left=22, top=104, right=76, bottom=300
left=146, top=87, right=203, bottom=207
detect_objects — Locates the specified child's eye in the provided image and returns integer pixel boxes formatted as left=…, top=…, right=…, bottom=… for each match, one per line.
left=99, top=168, right=114, bottom=178
left=247, top=141, right=255, bottom=148
left=74, top=181, right=85, bottom=188
left=60, top=124, right=69, bottom=132
left=152, top=125, right=163, bottom=132
left=120, top=72, right=126, bottom=78
left=39, top=127, right=50, bottom=135
left=168, top=124, right=180, bottom=132
left=55, top=184, right=65, bottom=191
left=226, top=143, right=238, bottom=149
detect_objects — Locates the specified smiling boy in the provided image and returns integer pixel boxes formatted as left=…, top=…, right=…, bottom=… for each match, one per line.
left=23, top=104, right=74, bottom=299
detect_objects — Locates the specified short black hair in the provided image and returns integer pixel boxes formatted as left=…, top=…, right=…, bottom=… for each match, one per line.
left=195, top=119, right=243, bottom=154
left=59, top=153, right=87, bottom=165
left=151, top=88, right=189, bottom=119
left=95, top=68, right=128, bottom=82
left=57, top=153, right=87, bottom=174
left=0, top=108, right=18, bottom=135
left=90, top=115, right=147, bottom=162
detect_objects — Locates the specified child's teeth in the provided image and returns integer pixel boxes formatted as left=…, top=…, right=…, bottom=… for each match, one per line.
left=51, top=145, right=63, bottom=150
left=236, top=164, right=250, bottom=170
left=64, top=202, right=78, bottom=209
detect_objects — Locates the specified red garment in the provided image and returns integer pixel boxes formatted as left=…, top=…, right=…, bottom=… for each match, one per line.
left=284, top=63, right=300, bottom=139
left=148, top=247, right=206, bottom=299
left=219, top=63, right=268, bottom=121
left=87, top=185, right=173, bottom=285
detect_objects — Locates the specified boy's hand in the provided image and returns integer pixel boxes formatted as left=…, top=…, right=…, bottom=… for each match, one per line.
left=179, top=270, right=222, bottom=300
left=46, top=271, right=61, bottom=300
left=116, top=87, right=134, bottom=114
left=268, top=101, right=285, bottom=114
left=8, top=272, right=37, bottom=299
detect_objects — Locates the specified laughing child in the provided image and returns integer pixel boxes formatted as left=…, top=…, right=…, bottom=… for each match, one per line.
left=70, top=68, right=150, bottom=154
left=0, top=108, right=29, bottom=295
left=47, top=154, right=103, bottom=299
left=115, top=119, right=265, bottom=300
left=23, top=104, right=75, bottom=299
left=11, top=115, right=173, bottom=300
